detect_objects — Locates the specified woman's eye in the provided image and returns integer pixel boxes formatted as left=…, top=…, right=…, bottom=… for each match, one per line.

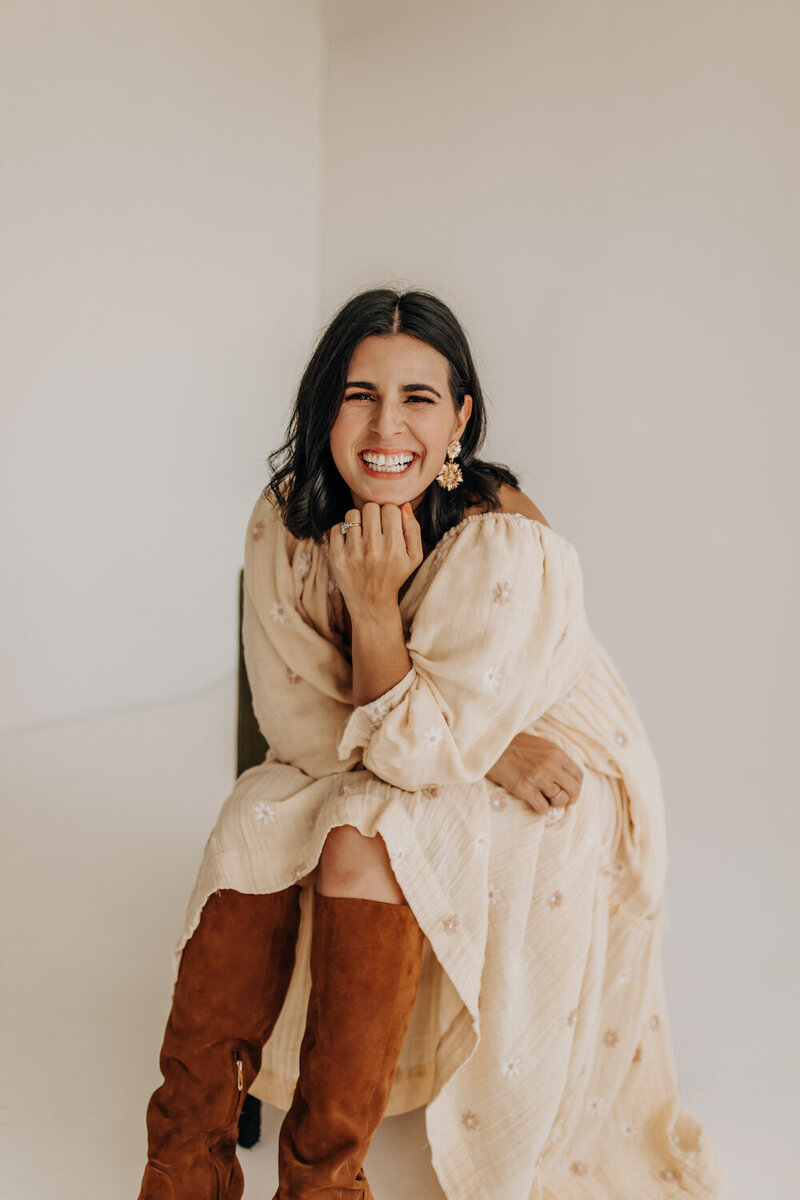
left=345, top=392, right=433, bottom=404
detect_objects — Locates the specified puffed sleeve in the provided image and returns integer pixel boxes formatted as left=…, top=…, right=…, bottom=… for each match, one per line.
left=336, top=513, right=591, bottom=790
left=242, top=492, right=361, bottom=778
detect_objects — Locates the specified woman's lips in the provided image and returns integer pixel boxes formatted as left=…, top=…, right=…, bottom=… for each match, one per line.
left=359, top=453, right=418, bottom=478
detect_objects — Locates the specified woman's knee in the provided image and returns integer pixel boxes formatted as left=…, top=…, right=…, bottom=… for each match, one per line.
left=317, top=824, right=405, bottom=901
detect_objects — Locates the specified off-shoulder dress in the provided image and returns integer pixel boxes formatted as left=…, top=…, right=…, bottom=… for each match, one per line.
left=173, top=490, right=724, bottom=1200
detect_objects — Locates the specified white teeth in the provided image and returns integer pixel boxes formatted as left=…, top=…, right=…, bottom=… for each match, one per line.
left=361, top=452, right=414, bottom=472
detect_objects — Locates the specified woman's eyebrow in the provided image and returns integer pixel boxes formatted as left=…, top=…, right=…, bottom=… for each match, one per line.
left=345, top=380, right=442, bottom=398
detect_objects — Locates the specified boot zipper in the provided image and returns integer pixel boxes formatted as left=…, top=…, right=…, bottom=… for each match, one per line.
left=210, top=1049, right=246, bottom=1198
left=211, top=1047, right=245, bottom=1132
left=230, top=1046, right=244, bottom=1119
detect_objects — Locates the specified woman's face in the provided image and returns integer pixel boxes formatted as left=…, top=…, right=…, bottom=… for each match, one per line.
left=329, top=333, right=472, bottom=513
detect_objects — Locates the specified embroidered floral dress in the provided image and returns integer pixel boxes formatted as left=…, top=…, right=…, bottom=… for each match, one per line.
left=174, top=490, right=724, bottom=1200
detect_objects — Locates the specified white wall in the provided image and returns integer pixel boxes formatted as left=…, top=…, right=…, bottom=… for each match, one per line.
left=321, top=0, right=799, bottom=1177
left=1, top=2, right=797, bottom=1195
left=0, top=0, right=324, bottom=731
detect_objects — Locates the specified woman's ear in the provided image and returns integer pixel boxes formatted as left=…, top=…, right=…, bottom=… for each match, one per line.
left=457, top=393, right=473, bottom=439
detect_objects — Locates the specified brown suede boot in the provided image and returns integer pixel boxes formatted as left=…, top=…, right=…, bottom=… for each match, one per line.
left=137, top=885, right=303, bottom=1200
left=271, top=890, right=425, bottom=1200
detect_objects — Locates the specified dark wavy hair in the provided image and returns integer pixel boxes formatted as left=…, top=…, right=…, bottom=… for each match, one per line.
left=263, top=287, right=520, bottom=548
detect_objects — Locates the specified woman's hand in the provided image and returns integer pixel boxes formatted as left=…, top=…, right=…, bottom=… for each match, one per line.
left=487, top=732, right=584, bottom=815
left=328, top=502, right=424, bottom=617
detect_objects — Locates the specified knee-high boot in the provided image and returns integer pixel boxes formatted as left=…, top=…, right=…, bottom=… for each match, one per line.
left=272, top=890, right=425, bottom=1200
left=137, top=885, right=303, bottom=1200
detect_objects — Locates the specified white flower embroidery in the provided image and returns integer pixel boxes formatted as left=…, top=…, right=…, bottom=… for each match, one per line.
left=365, top=695, right=392, bottom=725
left=492, top=580, right=512, bottom=604
left=614, top=729, right=628, bottom=747
left=501, top=1058, right=522, bottom=1078
left=488, top=883, right=503, bottom=905
left=270, top=602, right=287, bottom=624
left=461, top=1111, right=479, bottom=1131
left=621, top=1119, right=637, bottom=1137
left=545, top=805, right=565, bottom=825
left=295, top=549, right=312, bottom=578
left=254, top=801, right=276, bottom=823
left=602, top=1029, right=619, bottom=1047
left=421, top=726, right=443, bottom=748
left=585, top=1095, right=606, bottom=1116
left=338, top=781, right=359, bottom=797
left=483, top=665, right=502, bottom=693
left=327, top=574, right=339, bottom=595
left=547, top=890, right=564, bottom=909
left=442, top=913, right=460, bottom=934
left=251, top=520, right=265, bottom=540
left=489, top=794, right=507, bottom=812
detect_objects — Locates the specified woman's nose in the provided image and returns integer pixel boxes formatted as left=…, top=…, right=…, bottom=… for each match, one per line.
left=369, top=402, right=407, bottom=435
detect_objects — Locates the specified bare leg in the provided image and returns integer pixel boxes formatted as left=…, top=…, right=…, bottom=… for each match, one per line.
left=315, top=823, right=406, bottom=903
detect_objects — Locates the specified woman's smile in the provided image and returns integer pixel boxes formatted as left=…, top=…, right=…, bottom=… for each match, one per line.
left=358, top=450, right=419, bottom=477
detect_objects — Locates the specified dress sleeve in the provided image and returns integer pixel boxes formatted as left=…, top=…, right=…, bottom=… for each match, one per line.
left=241, top=492, right=361, bottom=779
left=336, top=513, right=591, bottom=791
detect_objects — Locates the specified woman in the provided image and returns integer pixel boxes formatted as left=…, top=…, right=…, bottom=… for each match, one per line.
left=137, top=288, right=724, bottom=1200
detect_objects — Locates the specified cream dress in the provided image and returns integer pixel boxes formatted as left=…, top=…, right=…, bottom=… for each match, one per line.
left=174, top=489, right=725, bottom=1200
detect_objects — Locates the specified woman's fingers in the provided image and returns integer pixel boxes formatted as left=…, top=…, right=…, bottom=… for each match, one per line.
left=491, top=734, right=584, bottom=815
left=360, top=502, right=381, bottom=541
left=328, top=507, right=362, bottom=567
left=331, top=503, right=421, bottom=568
left=376, top=501, right=406, bottom=551
left=523, top=784, right=552, bottom=816
left=528, top=737, right=583, bottom=801
left=368, top=502, right=422, bottom=565
left=541, top=760, right=581, bottom=806
left=559, top=754, right=584, bottom=788
left=401, top=501, right=424, bottom=562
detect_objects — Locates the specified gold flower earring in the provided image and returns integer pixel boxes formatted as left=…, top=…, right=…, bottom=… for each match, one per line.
left=435, top=439, right=463, bottom=490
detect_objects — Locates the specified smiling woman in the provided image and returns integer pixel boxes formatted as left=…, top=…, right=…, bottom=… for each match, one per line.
left=262, top=288, right=522, bottom=552
left=136, top=288, right=724, bottom=1200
